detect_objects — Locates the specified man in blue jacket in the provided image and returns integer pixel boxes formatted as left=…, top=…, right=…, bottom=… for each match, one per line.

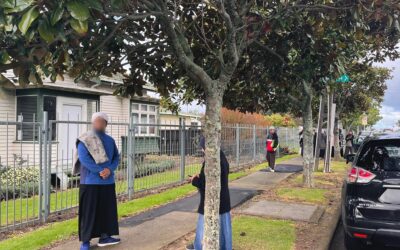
left=77, top=112, right=120, bottom=250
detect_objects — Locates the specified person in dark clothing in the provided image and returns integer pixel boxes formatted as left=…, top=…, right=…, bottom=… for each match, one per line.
left=266, top=126, right=279, bottom=172
left=187, top=137, right=232, bottom=250
left=77, top=112, right=120, bottom=250
left=339, top=129, right=344, bottom=157
left=344, top=131, right=355, bottom=157
left=299, top=129, right=304, bottom=156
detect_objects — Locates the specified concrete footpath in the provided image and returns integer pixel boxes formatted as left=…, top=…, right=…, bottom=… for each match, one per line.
left=52, top=157, right=302, bottom=250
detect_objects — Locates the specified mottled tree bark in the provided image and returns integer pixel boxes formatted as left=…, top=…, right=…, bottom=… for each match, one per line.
left=302, top=83, right=314, bottom=188
left=333, top=118, right=342, bottom=161
left=202, top=83, right=225, bottom=249
left=154, top=2, right=246, bottom=248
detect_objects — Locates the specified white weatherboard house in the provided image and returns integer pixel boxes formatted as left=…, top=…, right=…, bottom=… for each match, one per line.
left=0, top=73, right=160, bottom=189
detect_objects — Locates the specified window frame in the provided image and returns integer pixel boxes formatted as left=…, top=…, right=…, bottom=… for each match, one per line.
left=16, top=95, right=39, bottom=141
left=131, top=102, right=158, bottom=136
left=43, top=95, right=57, bottom=140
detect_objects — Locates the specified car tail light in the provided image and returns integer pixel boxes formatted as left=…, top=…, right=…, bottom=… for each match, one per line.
left=353, top=233, right=368, bottom=239
left=348, top=167, right=376, bottom=184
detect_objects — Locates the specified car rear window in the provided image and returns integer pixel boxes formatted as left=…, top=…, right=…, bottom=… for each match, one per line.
left=356, top=139, right=400, bottom=172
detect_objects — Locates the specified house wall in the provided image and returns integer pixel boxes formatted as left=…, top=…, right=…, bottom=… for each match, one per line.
left=100, top=95, right=130, bottom=153
left=0, top=87, right=16, bottom=165
left=100, top=95, right=130, bottom=122
left=160, top=114, right=202, bottom=127
left=0, top=88, right=66, bottom=168
left=0, top=86, right=159, bottom=169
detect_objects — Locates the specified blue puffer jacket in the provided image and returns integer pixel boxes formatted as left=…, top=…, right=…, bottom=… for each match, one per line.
left=77, top=131, right=120, bottom=185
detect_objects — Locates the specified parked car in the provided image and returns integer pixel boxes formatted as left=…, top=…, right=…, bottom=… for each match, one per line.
left=342, top=133, right=400, bottom=249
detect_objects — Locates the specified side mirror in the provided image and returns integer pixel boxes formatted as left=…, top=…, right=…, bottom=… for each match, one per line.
left=346, top=154, right=355, bottom=164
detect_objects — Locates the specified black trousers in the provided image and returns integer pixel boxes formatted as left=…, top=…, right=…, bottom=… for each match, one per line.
left=79, top=184, right=119, bottom=242
left=344, top=146, right=354, bottom=157
left=266, top=151, right=276, bottom=169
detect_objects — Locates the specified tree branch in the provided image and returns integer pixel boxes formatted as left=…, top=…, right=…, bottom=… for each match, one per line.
left=287, top=4, right=355, bottom=11
left=255, top=41, right=286, bottom=63
left=158, top=10, right=213, bottom=88
left=288, top=93, right=302, bottom=107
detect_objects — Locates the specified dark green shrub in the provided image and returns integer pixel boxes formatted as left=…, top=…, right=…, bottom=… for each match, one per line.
left=135, top=160, right=176, bottom=177
left=0, top=167, right=40, bottom=200
left=0, top=181, right=39, bottom=200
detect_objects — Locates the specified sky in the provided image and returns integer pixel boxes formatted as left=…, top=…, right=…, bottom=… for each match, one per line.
left=180, top=60, right=400, bottom=129
left=374, top=59, right=400, bottom=129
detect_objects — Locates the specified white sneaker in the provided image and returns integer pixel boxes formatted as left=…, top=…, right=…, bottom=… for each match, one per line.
left=270, top=168, right=275, bottom=172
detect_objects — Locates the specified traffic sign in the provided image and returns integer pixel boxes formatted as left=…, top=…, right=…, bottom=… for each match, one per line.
left=336, top=74, right=350, bottom=83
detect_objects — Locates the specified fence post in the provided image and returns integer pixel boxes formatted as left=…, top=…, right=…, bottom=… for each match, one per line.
left=179, top=118, right=186, bottom=182
left=276, top=128, right=280, bottom=158
left=41, top=111, right=50, bottom=221
left=236, top=124, right=240, bottom=167
left=253, top=125, right=256, bottom=161
left=38, top=117, right=43, bottom=222
left=127, top=116, right=135, bottom=199
left=285, top=127, right=288, bottom=151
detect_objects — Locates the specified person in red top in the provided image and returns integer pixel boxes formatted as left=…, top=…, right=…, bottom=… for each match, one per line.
left=266, top=126, right=279, bottom=172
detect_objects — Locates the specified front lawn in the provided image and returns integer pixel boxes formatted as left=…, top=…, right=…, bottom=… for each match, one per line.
left=232, top=216, right=295, bottom=250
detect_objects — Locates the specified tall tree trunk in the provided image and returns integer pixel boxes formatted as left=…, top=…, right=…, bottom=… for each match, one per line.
left=302, top=91, right=314, bottom=188
left=203, top=82, right=225, bottom=249
left=333, top=118, right=341, bottom=161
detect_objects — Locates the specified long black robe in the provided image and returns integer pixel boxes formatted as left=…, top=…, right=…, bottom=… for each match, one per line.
left=79, top=184, right=119, bottom=242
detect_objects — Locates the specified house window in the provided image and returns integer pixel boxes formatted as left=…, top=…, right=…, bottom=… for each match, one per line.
left=87, top=100, right=99, bottom=121
left=131, top=103, right=158, bottom=135
left=44, top=96, right=57, bottom=140
left=16, top=96, right=38, bottom=141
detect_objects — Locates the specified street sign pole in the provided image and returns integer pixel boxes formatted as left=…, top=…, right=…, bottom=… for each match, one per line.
left=314, top=94, right=325, bottom=171
left=324, top=88, right=333, bottom=173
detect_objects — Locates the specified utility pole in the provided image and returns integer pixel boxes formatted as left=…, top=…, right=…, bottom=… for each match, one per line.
left=324, top=87, right=336, bottom=173
left=314, top=95, right=325, bottom=171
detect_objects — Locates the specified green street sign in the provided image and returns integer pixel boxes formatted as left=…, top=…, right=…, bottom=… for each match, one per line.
left=336, top=74, right=350, bottom=83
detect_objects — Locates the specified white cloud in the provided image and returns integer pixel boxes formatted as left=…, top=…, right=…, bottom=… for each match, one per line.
left=374, top=105, right=400, bottom=129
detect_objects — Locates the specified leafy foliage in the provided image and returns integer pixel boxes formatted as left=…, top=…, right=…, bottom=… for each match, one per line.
left=0, top=166, right=39, bottom=199
left=336, top=64, right=391, bottom=129
left=264, top=113, right=297, bottom=127
left=221, top=108, right=271, bottom=126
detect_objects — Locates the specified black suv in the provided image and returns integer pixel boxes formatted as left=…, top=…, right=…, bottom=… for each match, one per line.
left=342, top=133, right=400, bottom=249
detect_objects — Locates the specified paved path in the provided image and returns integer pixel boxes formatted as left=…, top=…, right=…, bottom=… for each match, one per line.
left=53, top=157, right=302, bottom=250
left=239, top=200, right=324, bottom=223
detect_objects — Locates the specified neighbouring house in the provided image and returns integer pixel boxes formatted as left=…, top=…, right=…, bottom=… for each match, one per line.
left=159, top=109, right=202, bottom=127
left=159, top=110, right=203, bottom=155
left=0, top=72, right=160, bottom=189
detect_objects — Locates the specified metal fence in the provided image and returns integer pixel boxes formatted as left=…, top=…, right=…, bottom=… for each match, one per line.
left=0, top=114, right=299, bottom=231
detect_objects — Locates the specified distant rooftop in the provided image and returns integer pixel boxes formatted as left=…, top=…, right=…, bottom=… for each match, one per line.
left=160, top=109, right=203, bottom=118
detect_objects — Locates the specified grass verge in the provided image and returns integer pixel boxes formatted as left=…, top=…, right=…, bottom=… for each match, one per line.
left=0, top=184, right=196, bottom=250
left=0, top=154, right=299, bottom=250
left=0, top=164, right=202, bottom=227
left=232, top=216, right=295, bottom=250
left=276, top=187, right=327, bottom=204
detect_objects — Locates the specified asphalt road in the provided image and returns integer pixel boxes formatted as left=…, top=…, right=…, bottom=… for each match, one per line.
left=329, top=220, right=345, bottom=250
left=330, top=219, right=399, bottom=250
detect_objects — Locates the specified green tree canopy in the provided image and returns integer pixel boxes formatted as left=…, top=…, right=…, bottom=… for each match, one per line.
left=336, top=64, right=391, bottom=129
left=2, top=0, right=400, bottom=244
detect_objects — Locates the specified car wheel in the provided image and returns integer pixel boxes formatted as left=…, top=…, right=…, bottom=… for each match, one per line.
left=344, top=233, right=365, bottom=250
